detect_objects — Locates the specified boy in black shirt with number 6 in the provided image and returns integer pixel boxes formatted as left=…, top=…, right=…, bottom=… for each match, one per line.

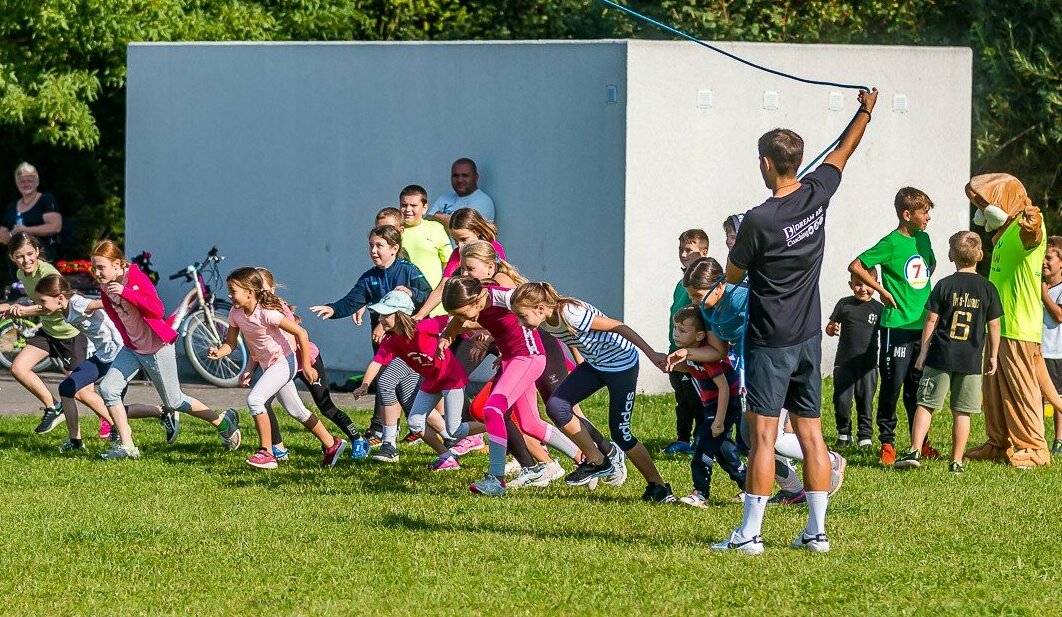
left=895, top=231, right=1001, bottom=473
left=826, top=271, right=883, bottom=449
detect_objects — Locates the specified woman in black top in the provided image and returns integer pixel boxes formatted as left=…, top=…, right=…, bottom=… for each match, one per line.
left=1, top=162, right=63, bottom=259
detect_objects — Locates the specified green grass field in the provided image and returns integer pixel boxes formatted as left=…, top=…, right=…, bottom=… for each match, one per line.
left=0, top=384, right=1058, bottom=616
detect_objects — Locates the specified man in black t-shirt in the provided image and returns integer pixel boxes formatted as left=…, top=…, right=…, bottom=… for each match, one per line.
left=711, top=87, right=878, bottom=556
left=895, top=231, right=1002, bottom=472
left=826, top=271, right=884, bottom=448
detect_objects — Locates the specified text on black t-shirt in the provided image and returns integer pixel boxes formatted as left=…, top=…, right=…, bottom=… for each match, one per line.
left=924, top=271, right=1003, bottom=375
left=829, top=295, right=883, bottom=367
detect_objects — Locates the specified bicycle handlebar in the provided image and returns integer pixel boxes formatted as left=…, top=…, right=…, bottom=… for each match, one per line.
left=167, top=248, right=223, bottom=281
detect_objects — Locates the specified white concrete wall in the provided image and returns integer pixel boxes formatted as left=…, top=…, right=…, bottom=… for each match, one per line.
left=126, top=41, right=628, bottom=373
left=625, top=40, right=971, bottom=392
left=126, top=40, right=972, bottom=393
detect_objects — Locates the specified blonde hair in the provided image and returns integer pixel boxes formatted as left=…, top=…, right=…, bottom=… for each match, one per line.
left=91, top=239, right=128, bottom=267
left=389, top=310, right=417, bottom=340
left=226, top=267, right=285, bottom=311
left=949, top=231, right=983, bottom=268
left=460, top=240, right=526, bottom=285
left=510, top=282, right=583, bottom=325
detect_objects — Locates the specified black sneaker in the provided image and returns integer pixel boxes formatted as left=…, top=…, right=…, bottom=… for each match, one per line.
left=564, top=458, right=613, bottom=486
left=217, top=408, right=241, bottom=451
left=34, top=404, right=64, bottom=434
left=893, top=449, right=921, bottom=469
left=641, top=482, right=676, bottom=503
left=1052, top=439, right=1062, bottom=455
left=835, top=435, right=852, bottom=449
left=371, top=442, right=399, bottom=463
left=159, top=409, right=180, bottom=444
left=948, top=461, right=966, bottom=474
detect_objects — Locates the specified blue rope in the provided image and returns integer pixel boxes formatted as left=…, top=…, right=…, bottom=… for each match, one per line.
left=597, top=0, right=868, bottom=177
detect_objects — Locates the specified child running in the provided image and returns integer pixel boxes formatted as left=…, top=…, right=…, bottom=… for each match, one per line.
left=0, top=233, right=112, bottom=434
left=895, top=232, right=1001, bottom=472
left=670, top=306, right=746, bottom=507
left=508, top=282, right=676, bottom=502
left=210, top=267, right=346, bottom=469
left=32, top=274, right=165, bottom=451
left=90, top=240, right=241, bottom=459
left=438, top=276, right=584, bottom=497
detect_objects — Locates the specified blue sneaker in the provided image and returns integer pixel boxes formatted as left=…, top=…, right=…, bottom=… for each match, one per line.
left=272, top=445, right=289, bottom=462
left=662, top=441, right=693, bottom=455
left=350, top=437, right=370, bottom=460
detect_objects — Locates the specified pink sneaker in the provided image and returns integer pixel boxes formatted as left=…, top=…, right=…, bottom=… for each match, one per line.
left=98, top=419, right=112, bottom=440
left=321, top=438, right=347, bottom=467
left=450, top=434, right=486, bottom=457
left=428, top=454, right=460, bottom=471
left=246, top=448, right=278, bottom=470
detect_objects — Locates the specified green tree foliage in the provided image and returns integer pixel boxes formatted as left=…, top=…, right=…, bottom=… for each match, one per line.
left=0, top=1, right=1057, bottom=253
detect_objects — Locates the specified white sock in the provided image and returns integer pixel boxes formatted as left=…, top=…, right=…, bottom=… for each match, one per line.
left=775, top=455, right=804, bottom=493
left=736, top=493, right=769, bottom=541
left=805, top=491, right=829, bottom=536
left=382, top=425, right=398, bottom=447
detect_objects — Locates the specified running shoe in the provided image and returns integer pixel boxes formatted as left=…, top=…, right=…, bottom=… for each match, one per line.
left=247, top=448, right=278, bottom=470
left=272, top=445, right=289, bottom=462
left=59, top=440, right=85, bottom=453
left=949, top=461, right=966, bottom=474
left=100, top=444, right=141, bottom=460
left=371, top=442, right=399, bottom=463
left=894, top=449, right=922, bottom=470
left=321, top=438, right=347, bottom=467
left=710, top=534, right=764, bottom=555
left=829, top=452, right=847, bottom=495
left=835, top=435, right=852, bottom=449
left=604, top=443, right=628, bottom=487
left=469, top=473, right=506, bottom=497
left=367, top=434, right=382, bottom=448
left=159, top=409, right=180, bottom=445
left=217, top=408, right=241, bottom=451
left=428, top=454, right=460, bottom=471
left=767, top=489, right=807, bottom=506
left=878, top=443, right=896, bottom=466
left=857, top=438, right=873, bottom=449
left=641, top=483, right=676, bottom=504
left=98, top=419, right=112, bottom=440
left=530, top=460, right=565, bottom=487
left=662, top=441, right=693, bottom=455
left=565, top=458, right=613, bottom=486
left=921, top=442, right=942, bottom=460
left=508, top=464, right=547, bottom=488
left=1053, top=439, right=1062, bottom=455
left=504, top=457, right=522, bottom=477
left=450, top=434, right=486, bottom=456
left=679, top=490, right=708, bottom=508
left=349, top=437, right=370, bottom=461
left=791, top=532, right=830, bottom=553
left=34, top=404, right=63, bottom=434
left=402, top=430, right=422, bottom=445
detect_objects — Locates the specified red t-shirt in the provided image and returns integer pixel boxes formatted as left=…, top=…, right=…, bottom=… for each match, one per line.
left=373, top=316, right=468, bottom=392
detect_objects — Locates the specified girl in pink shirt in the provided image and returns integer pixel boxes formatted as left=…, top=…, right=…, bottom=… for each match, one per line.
left=90, top=240, right=241, bottom=460
left=439, top=276, right=582, bottom=497
left=352, top=290, right=484, bottom=469
left=414, top=207, right=506, bottom=319
left=209, top=267, right=346, bottom=470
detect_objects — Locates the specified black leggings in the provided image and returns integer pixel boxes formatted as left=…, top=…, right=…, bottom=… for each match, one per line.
left=267, top=355, right=361, bottom=444
left=546, top=361, right=640, bottom=452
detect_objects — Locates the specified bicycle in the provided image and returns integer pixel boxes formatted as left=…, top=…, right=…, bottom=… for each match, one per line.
left=166, top=246, right=249, bottom=387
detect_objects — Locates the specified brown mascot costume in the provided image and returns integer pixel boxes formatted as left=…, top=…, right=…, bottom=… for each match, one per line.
left=965, top=173, right=1052, bottom=467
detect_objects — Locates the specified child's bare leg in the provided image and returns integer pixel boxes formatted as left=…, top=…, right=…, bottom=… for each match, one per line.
left=951, top=411, right=971, bottom=463
left=301, top=415, right=335, bottom=448
left=908, top=406, right=934, bottom=452
left=253, top=413, right=273, bottom=450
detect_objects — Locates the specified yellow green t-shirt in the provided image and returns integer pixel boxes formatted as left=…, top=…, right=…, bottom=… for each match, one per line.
left=16, top=261, right=80, bottom=339
left=857, top=229, right=936, bottom=330
left=989, top=220, right=1047, bottom=342
left=401, top=219, right=452, bottom=316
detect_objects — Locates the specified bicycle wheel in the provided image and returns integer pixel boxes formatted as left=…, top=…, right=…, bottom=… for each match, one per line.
left=0, top=320, right=53, bottom=372
left=183, top=309, right=247, bottom=387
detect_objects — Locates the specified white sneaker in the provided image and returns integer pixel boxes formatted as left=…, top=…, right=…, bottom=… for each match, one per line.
left=529, top=460, right=565, bottom=487
left=504, top=457, right=522, bottom=478
left=508, top=464, right=547, bottom=489
left=100, top=444, right=141, bottom=460
left=857, top=438, right=873, bottom=448
left=829, top=452, right=847, bottom=496
left=791, top=532, right=830, bottom=553
left=604, top=442, right=628, bottom=486
left=679, top=490, right=708, bottom=508
left=710, top=534, right=764, bottom=555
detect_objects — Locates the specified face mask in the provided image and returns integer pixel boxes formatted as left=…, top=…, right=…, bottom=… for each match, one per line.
left=973, top=204, right=1009, bottom=231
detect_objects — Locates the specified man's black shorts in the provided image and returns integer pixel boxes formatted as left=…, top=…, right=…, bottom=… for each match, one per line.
left=745, top=333, right=822, bottom=418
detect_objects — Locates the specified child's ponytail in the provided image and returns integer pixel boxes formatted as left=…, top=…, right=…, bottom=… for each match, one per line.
left=682, top=256, right=725, bottom=291
left=442, top=275, right=485, bottom=312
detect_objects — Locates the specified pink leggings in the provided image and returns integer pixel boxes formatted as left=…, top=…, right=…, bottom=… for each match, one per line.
left=483, top=355, right=578, bottom=477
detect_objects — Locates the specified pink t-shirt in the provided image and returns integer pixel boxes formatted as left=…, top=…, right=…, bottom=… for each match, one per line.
left=106, top=270, right=166, bottom=355
left=477, top=285, right=543, bottom=359
left=442, top=240, right=507, bottom=278
left=279, top=302, right=319, bottom=364
left=373, top=316, right=468, bottom=392
left=228, top=306, right=295, bottom=368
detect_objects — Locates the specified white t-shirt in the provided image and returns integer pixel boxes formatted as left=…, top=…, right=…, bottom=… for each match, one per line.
left=427, top=188, right=496, bottom=222
left=1043, top=283, right=1062, bottom=359
left=66, top=294, right=123, bottom=363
